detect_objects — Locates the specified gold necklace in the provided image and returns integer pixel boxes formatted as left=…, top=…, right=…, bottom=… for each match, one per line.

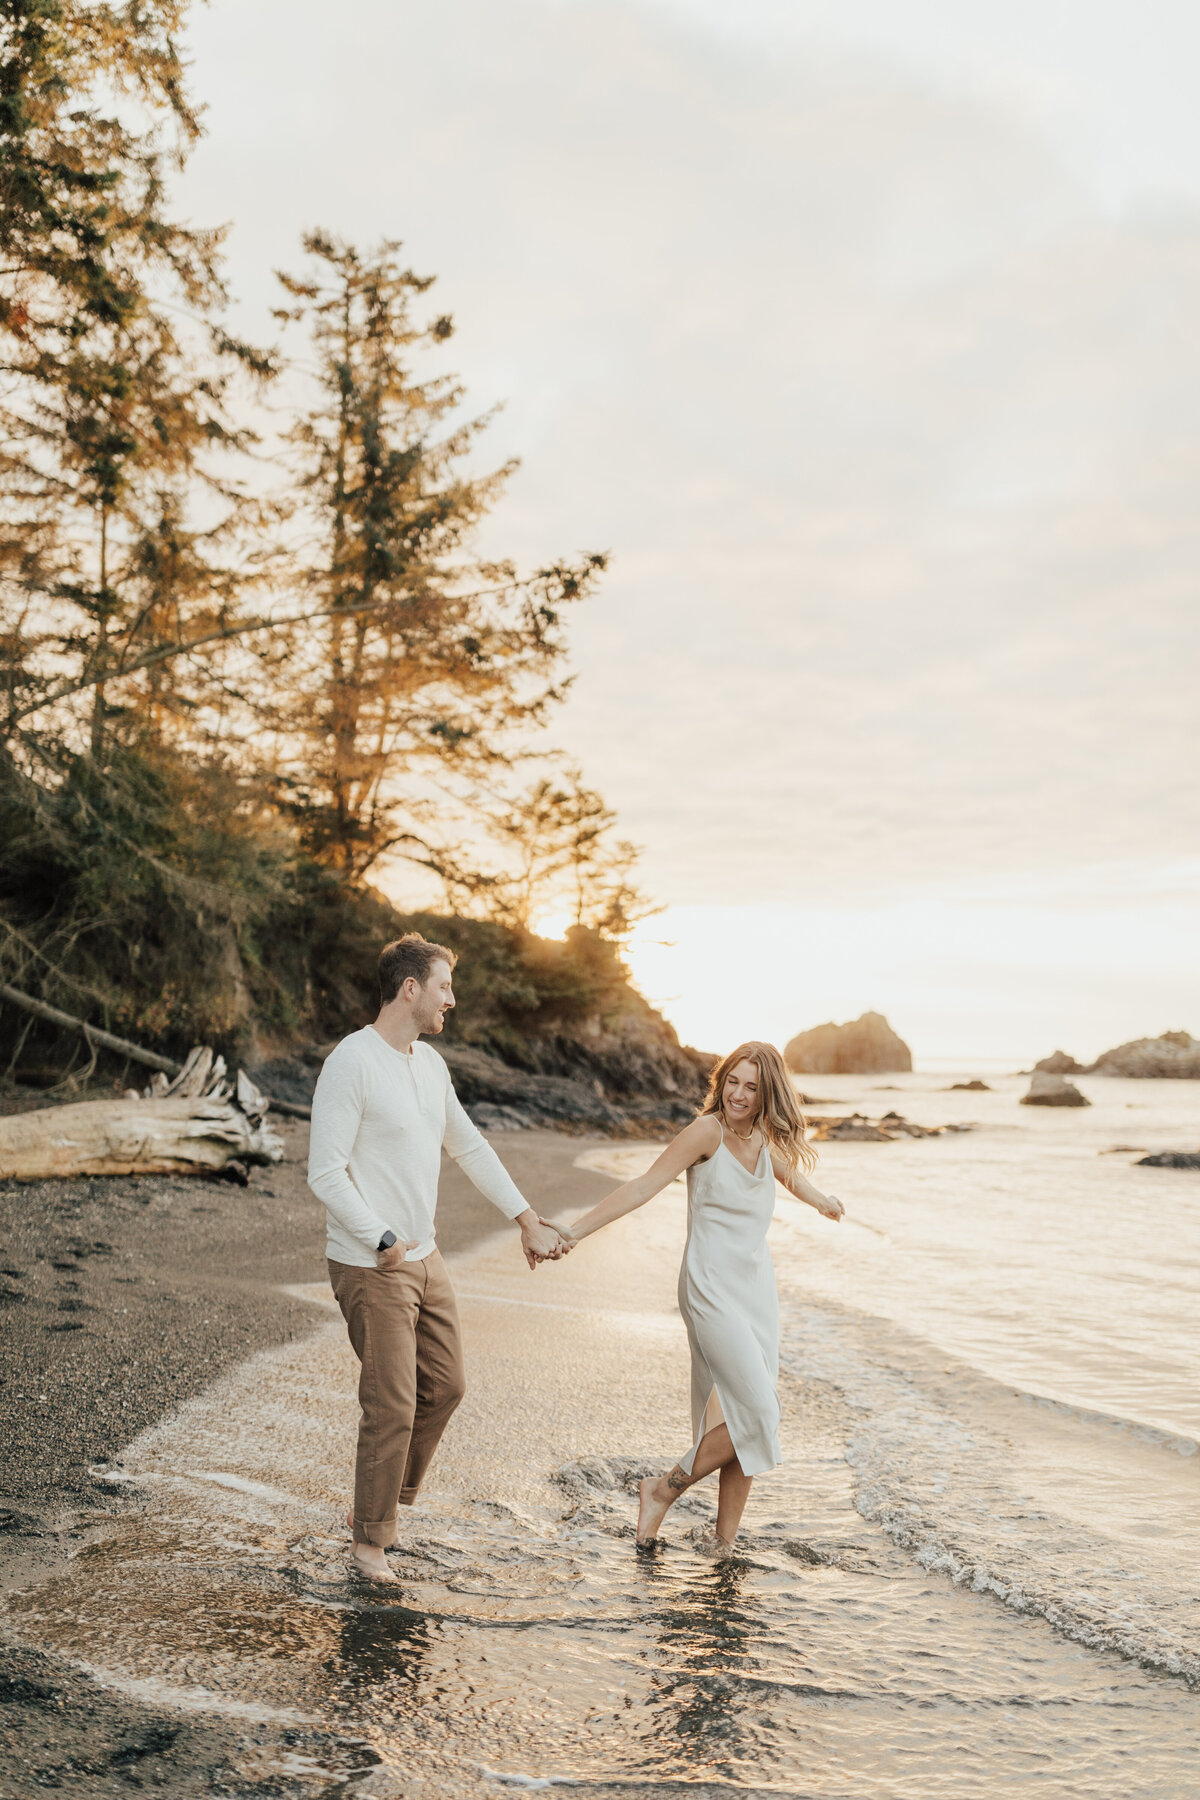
left=724, top=1112, right=756, bottom=1141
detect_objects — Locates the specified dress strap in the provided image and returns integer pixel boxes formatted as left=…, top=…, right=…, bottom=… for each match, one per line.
left=714, top=1113, right=724, bottom=1145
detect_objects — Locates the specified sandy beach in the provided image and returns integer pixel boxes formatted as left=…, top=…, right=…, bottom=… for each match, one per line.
left=0, top=1121, right=625, bottom=1795
left=4, top=1094, right=1200, bottom=1797
left=5, top=0, right=1198, bottom=1788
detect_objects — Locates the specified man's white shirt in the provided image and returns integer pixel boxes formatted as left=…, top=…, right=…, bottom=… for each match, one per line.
left=307, top=1027, right=528, bottom=1266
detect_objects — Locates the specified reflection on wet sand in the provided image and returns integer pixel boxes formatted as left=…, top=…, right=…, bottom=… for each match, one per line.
left=640, top=1556, right=761, bottom=1785
left=6, top=1187, right=1200, bottom=1796
left=330, top=1600, right=431, bottom=1716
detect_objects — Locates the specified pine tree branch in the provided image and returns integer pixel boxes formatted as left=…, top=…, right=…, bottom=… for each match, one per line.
left=3, top=576, right=568, bottom=732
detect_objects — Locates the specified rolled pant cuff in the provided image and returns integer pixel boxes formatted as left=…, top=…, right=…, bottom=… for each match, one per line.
left=398, top=1486, right=420, bottom=1509
left=354, top=1519, right=398, bottom=1548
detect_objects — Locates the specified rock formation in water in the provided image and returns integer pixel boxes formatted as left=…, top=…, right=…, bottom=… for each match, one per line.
left=1136, top=1152, right=1200, bottom=1169
left=1085, top=1031, right=1200, bottom=1079
left=1021, top=1071, right=1090, bottom=1107
left=784, top=1012, right=912, bottom=1075
left=804, top=1109, right=977, bottom=1141
left=1035, top=1050, right=1084, bottom=1075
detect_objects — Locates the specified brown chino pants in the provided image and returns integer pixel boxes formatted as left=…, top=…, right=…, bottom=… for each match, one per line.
left=328, top=1249, right=466, bottom=1547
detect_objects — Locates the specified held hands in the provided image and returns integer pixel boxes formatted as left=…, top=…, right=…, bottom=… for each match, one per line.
left=519, top=1211, right=574, bottom=1270
left=815, top=1190, right=844, bottom=1222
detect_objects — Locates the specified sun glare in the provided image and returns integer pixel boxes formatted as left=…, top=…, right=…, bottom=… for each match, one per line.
left=623, top=889, right=1200, bottom=1065
left=529, top=908, right=576, bottom=942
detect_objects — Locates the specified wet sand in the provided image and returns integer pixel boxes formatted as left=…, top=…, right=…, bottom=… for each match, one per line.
left=0, top=1121, right=624, bottom=1797
left=0, top=1119, right=609, bottom=1513
left=5, top=1119, right=1199, bottom=1797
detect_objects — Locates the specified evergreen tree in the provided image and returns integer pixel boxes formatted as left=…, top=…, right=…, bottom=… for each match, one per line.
left=0, top=0, right=274, bottom=765
left=0, top=16, right=646, bottom=1074
left=270, top=233, right=606, bottom=880
left=414, top=763, right=657, bottom=942
left=0, top=0, right=281, bottom=1058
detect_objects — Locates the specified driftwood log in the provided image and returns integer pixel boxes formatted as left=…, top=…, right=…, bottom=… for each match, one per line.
left=0, top=1047, right=283, bottom=1182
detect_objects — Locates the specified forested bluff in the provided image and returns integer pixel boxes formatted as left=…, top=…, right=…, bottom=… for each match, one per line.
left=0, top=4, right=706, bottom=1132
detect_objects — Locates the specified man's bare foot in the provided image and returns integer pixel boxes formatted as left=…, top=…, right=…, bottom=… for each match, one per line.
left=351, top=1541, right=399, bottom=1583
left=637, top=1470, right=689, bottom=1545
left=347, top=1510, right=399, bottom=1581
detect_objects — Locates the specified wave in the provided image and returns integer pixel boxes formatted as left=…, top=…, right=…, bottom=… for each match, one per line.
left=779, top=1288, right=1200, bottom=1686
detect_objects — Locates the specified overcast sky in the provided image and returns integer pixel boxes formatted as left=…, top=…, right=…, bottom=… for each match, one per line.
left=179, top=0, right=1200, bottom=1058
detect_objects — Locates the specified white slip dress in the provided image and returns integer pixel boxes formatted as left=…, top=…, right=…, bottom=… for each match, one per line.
left=676, top=1117, right=782, bottom=1479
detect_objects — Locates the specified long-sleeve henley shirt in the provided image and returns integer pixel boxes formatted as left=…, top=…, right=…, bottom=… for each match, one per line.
left=307, top=1026, right=529, bottom=1266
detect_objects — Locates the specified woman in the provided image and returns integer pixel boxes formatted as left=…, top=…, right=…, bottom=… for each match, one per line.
left=555, top=1042, right=843, bottom=1552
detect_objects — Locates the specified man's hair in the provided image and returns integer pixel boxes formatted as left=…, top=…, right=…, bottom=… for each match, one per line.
left=378, top=933, right=457, bottom=1004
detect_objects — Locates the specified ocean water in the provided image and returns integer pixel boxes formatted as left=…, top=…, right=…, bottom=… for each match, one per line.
left=768, top=1068, right=1200, bottom=1441
left=6, top=1072, right=1200, bottom=1797
left=788, top=1067, right=1200, bottom=1691
left=586, top=1069, right=1200, bottom=1682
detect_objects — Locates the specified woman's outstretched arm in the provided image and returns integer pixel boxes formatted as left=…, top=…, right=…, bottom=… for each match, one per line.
left=559, top=1115, right=721, bottom=1245
left=771, top=1152, right=844, bottom=1221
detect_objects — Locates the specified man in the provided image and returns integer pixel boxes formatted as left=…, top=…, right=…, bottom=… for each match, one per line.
left=308, top=932, right=567, bottom=1581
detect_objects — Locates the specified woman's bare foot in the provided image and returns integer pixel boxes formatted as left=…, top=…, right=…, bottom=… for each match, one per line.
left=637, top=1468, right=689, bottom=1545
left=351, top=1541, right=399, bottom=1583
left=693, top=1527, right=736, bottom=1560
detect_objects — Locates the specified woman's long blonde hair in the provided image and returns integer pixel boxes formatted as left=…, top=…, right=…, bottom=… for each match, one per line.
left=700, top=1040, right=817, bottom=1174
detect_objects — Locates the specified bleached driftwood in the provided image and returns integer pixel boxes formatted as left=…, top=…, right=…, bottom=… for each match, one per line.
left=0, top=1055, right=283, bottom=1181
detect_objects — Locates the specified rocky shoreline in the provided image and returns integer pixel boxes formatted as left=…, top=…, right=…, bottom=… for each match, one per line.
left=806, top=1109, right=977, bottom=1142
left=253, top=1025, right=711, bottom=1137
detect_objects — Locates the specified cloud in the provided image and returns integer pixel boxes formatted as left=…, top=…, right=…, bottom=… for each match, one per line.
left=180, top=0, right=1200, bottom=920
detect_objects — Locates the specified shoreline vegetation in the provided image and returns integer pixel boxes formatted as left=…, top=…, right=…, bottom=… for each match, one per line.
left=0, top=4, right=669, bottom=1121
left=0, top=907, right=713, bottom=1141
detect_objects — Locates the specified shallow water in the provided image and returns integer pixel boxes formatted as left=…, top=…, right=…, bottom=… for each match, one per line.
left=586, top=1068, right=1200, bottom=1440
left=14, top=1364, right=1200, bottom=1798
left=6, top=1077, right=1200, bottom=1796
left=583, top=1070, right=1200, bottom=1692
left=777, top=1069, right=1200, bottom=1440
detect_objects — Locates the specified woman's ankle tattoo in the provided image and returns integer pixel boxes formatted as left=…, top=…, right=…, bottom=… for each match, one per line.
left=667, top=1465, right=690, bottom=1493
